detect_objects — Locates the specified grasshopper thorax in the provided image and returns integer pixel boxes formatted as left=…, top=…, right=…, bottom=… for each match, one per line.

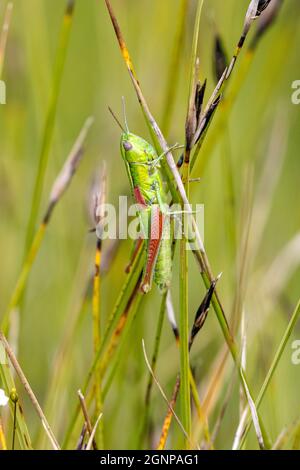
left=120, top=132, right=157, bottom=164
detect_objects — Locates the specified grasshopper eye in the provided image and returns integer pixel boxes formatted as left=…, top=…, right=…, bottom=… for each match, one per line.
left=122, top=141, right=133, bottom=152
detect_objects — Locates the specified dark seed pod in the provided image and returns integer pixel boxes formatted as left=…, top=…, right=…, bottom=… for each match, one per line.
left=257, top=0, right=272, bottom=16
left=189, top=274, right=222, bottom=349
left=240, top=0, right=273, bottom=49
left=176, top=153, right=184, bottom=169
left=214, top=35, right=228, bottom=83
left=195, top=95, right=221, bottom=146
left=185, top=78, right=207, bottom=151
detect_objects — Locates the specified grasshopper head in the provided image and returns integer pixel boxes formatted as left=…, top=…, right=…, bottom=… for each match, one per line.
left=120, top=132, right=156, bottom=164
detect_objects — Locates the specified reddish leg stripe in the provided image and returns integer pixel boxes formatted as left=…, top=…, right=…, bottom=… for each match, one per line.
left=133, top=186, right=147, bottom=207
left=141, top=206, right=164, bottom=293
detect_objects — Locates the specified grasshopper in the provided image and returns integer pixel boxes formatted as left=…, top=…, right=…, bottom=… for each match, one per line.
left=110, top=106, right=177, bottom=294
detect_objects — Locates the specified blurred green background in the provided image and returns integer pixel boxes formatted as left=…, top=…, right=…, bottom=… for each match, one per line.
left=0, top=0, right=300, bottom=449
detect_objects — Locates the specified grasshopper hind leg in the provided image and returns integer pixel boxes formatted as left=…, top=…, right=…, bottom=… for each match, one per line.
left=139, top=206, right=172, bottom=294
left=140, top=206, right=164, bottom=294
left=154, top=217, right=172, bottom=293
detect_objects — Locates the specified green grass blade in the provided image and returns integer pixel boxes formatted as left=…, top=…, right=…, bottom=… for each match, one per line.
left=0, top=343, right=32, bottom=449
left=63, top=245, right=144, bottom=448
left=24, top=0, right=76, bottom=252
left=239, top=297, right=300, bottom=448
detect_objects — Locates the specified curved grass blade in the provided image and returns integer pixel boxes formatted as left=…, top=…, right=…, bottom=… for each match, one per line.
left=0, top=333, right=59, bottom=449
left=1, top=117, right=93, bottom=334
left=0, top=343, right=32, bottom=449
left=24, top=0, right=76, bottom=253
left=238, top=297, right=300, bottom=449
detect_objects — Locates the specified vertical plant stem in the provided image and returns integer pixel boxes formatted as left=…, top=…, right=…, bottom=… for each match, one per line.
left=201, top=270, right=271, bottom=448
left=92, top=238, right=104, bottom=448
left=138, top=291, right=167, bottom=448
left=0, top=333, right=59, bottom=449
left=179, top=0, right=204, bottom=447
left=24, top=0, right=76, bottom=253
left=1, top=222, right=46, bottom=334
left=0, top=362, right=32, bottom=449
left=102, top=287, right=143, bottom=399
left=1, top=115, right=93, bottom=334
left=11, top=393, right=17, bottom=450
left=98, top=276, right=142, bottom=380
left=145, top=292, right=167, bottom=407
left=77, top=390, right=98, bottom=450
left=157, top=375, right=180, bottom=450
left=37, top=278, right=90, bottom=448
left=63, top=247, right=144, bottom=448
left=189, top=369, right=212, bottom=448
left=239, top=297, right=300, bottom=448
left=179, top=238, right=190, bottom=447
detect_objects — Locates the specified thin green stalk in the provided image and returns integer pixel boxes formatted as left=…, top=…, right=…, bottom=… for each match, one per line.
left=71, top=285, right=142, bottom=449
left=200, top=269, right=271, bottom=448
left=157, top=375, right=180, bottom=450
left=63, top=244, right=144, bottom=448
left=0, top=333, right=59, bottom=450
left=158, top=275, right=217, bottom=450
left=0, top=344, right=32, bottom=449
left=101, top=244, right=144, bottom=350
left=2, top=223, right=47, bottom=334
left=144, top=292, right=167, bottom=407
left=179, top=240, right=190, bottom=447
left=97, top=276, right=142, bottom=381
left=239, top=297, right=300, bottom=449
left=24, top=0, right=76, bottom=253
left=92, top=238, right=104, bottom=448
left=102, top=292, right=143, bottom=400
left=138, top=291, right=167, bottom=448
left=157, top=368, right=211, bottom=450
left=189, top=370, right=212, bottom=449
left=1, top=116, right=93, bottom=334
left=11, top=390, right=17, bottom=450
left=37, top=284, right=90, bottom=448
left=179, top=0, right=204, bottom=447
left=1, top=116, right=92, bottom=447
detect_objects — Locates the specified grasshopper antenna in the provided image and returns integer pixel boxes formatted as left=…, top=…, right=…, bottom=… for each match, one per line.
left=122, top=96, right=129, bottom=133
left=108, top=106, right=125, bottom=132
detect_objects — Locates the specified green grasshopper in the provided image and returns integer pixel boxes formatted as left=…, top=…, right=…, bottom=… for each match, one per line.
left=110, top=107, right=177, bottom=294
